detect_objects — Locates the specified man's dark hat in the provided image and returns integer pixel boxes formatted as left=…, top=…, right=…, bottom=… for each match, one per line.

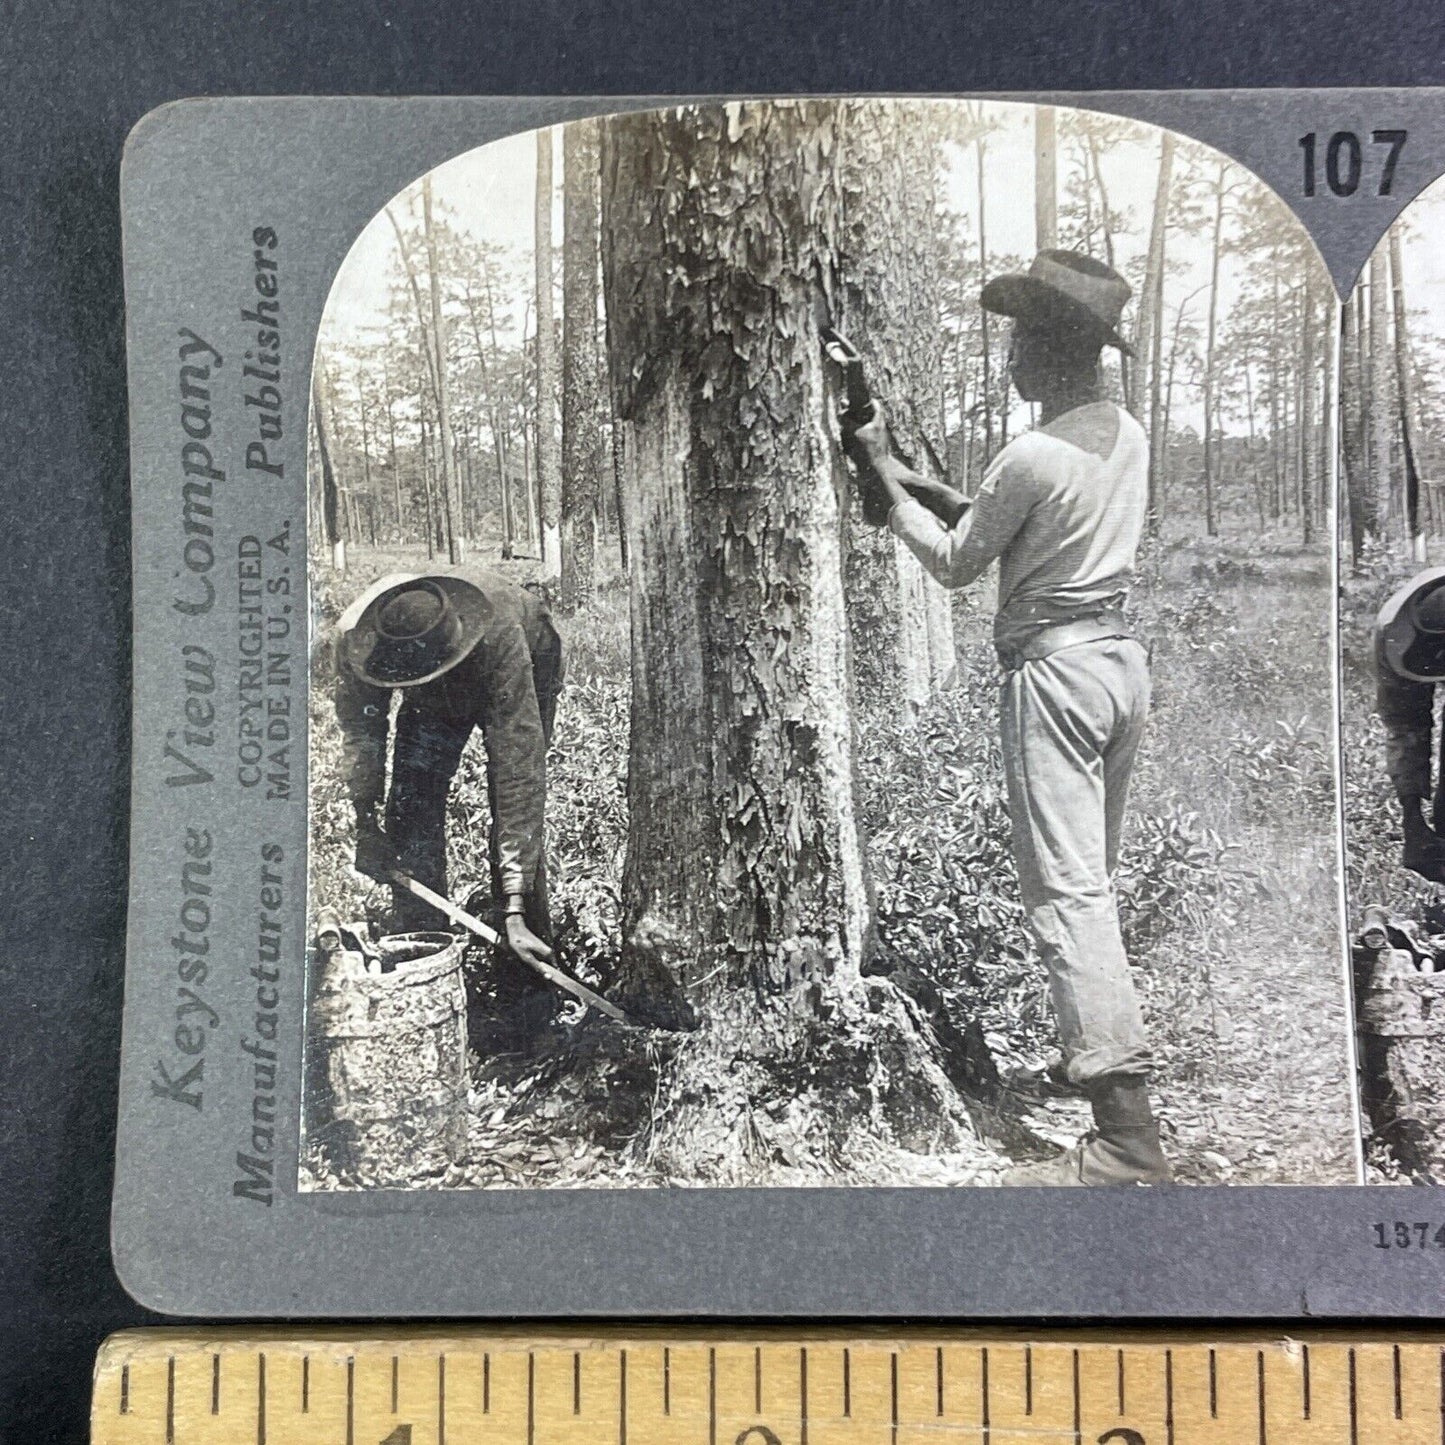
left=981, top=249, right=1134, bottom=356
left=1378, top=566, right=1445, bottom=682
left=342, top=575, right=492, bottom=688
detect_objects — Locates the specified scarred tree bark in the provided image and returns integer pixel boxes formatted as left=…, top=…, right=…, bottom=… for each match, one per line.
left=835, top=101, right=956, bottom=720
left=600, top=101, right=981, bottom=1184
left=561, top=119, right=602, bottom=612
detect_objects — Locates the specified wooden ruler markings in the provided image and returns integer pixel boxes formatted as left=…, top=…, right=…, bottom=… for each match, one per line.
left=91, top=1332, right=1445, bottom=1445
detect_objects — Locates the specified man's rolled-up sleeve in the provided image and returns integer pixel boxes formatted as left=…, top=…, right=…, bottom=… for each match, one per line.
left=888, top=449, right=1036, bottom=590
left=479, top=623, right=549, bottom=897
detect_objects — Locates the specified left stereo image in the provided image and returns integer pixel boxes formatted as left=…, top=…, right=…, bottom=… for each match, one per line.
left=297, top=98, right=1358, bottom=1195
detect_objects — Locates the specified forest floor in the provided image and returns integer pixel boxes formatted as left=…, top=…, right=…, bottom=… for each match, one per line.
left=302, top=524, right=1360, bottom=1190
left=1339, top=541, right=1445, bottom=1183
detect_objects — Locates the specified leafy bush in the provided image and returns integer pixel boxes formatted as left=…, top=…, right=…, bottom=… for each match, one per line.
left=1227, top=715, right=1335, bottom=825
left=1115, top=803, right=1253, bottom=953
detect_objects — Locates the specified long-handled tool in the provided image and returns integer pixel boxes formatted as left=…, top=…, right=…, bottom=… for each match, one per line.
left=389, top=870, right=637, bottom=1025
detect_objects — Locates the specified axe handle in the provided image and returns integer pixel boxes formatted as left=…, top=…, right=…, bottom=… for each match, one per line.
left=389, top=872, right=634, bottom=1026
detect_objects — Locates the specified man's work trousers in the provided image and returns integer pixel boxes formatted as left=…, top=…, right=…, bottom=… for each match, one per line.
left=384, top=656, right=561, bottom=939
left=1000, top=636, right=1152, bottom=1085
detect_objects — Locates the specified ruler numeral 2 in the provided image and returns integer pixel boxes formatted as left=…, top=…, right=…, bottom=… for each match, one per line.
left=1299, top=129, right=1406, bottom=196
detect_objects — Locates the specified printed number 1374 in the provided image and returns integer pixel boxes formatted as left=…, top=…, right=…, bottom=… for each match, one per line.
left=1373, top=1221, right=1445, bottom=1249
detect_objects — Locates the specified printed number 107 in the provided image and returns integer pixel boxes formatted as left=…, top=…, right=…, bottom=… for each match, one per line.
left=1300, top=130, right=1406, bottom=196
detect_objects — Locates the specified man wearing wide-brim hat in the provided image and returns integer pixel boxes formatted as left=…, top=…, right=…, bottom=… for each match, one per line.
left=1375, top=567, right=1445, bottom=883
left=328, top=567, right=564, bottom=986
left=844, top=249, right=1170, bottom=1187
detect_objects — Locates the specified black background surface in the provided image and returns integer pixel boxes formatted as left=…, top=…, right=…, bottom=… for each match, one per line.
left=3, top=1, right=1443, bottom=1438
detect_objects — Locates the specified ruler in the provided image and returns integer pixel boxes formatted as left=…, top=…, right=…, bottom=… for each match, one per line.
left=92, top=1329, right=1445, bottom=1445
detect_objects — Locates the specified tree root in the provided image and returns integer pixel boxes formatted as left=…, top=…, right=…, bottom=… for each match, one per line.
left=636, top=973, right=999, bottom=1185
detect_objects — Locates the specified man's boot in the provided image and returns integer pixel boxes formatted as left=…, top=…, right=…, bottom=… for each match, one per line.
left=1001, top=1074, right=1172, bottom=1186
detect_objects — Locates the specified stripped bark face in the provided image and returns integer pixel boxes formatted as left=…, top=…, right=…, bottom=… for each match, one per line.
left=602, top=103, right=875, bottom=1002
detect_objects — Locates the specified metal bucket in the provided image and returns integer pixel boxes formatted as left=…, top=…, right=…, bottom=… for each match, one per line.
left=306, top=930, right=469, bottom=1188
left=1355, top=945, right=1445, bottom=1180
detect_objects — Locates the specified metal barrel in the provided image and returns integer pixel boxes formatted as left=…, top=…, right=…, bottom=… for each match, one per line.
left=1356, top=942, right=1445, bottom=1182
left=304, top=930, right=469, bottom=1189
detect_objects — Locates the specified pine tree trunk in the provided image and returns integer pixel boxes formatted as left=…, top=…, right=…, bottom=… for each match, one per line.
left=1298, top=269, right=1315, bottom=545
left=1139, top=133, right=1174, bottom=532
left=1201, top=161, right=1226, bottom=538
left=385, top=372, right=403, bottom=541
left=1161, top=303, right=1187, bottom=512
left=1369, top=245, right=1393, bottom=542
left=1269, top=264, right=1284, bottom=521
left=1034, top=107, right=1057, bottom=250
left=835, top=102, right=955, bottom=721
left=421, top=178, right=463, bottom=565
left=419, top=406, right=435, bottom=561
left=1242, top=350, right=1265, bottom=528
left=312, top=374, right=346, bottom=572
left=560, top=118, right=602, bottom=612
left=599, top=101, right=980, bottom=1183
left=1341, top=278, right=1367, bottom=566
left=1389, top=229, right=1424, bottom=558
left=472, top=267, right=517, bottom=559
left=975, top=134, right=993, bottom=466
left=463, top=278, right=514, bottom=558
left=534, top=128, right=562, bottom=579
left=356, top=368, right=376, bottom=547
left=610, top=396, right=629, bottom=569
left=1085, top=131, right=1128, bottom=408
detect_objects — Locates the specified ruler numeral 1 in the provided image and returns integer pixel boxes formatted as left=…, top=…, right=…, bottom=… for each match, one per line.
left=379, top=1427, right=412, bottom=1445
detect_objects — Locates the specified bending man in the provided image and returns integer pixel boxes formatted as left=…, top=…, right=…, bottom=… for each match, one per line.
left=846, top=249, right=1170, bottom=1186
left=328, top=568, right=563, bottom=987
left=1375, top=567, right=1445, bottom=883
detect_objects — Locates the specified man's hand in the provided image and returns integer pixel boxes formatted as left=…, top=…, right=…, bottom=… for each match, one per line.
left=505, top=913, right=555, bottom=970
left=353, top=809, right=397, bottom=884
left=1402, top=799, right=1445, bottom=883
left=840, top=402, right=899, bottom=526
left=842, top=400, right=892, bottom=470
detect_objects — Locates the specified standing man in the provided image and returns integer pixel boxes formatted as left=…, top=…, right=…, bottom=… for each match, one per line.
left=1375, top=567, right=1445, bottom=883
left=844, top=249, right=1169, bottom=1186
left=327, top=568, right=564, bottom=995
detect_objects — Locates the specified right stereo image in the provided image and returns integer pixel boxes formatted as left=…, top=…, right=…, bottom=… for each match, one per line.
left=1340, top=173, right=1445, bottom=1182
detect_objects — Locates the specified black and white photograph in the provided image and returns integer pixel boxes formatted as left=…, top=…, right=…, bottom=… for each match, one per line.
left=298, top=98, right=1360, bottom=1193
left=1339, top=174, right=1445, bottom=1183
